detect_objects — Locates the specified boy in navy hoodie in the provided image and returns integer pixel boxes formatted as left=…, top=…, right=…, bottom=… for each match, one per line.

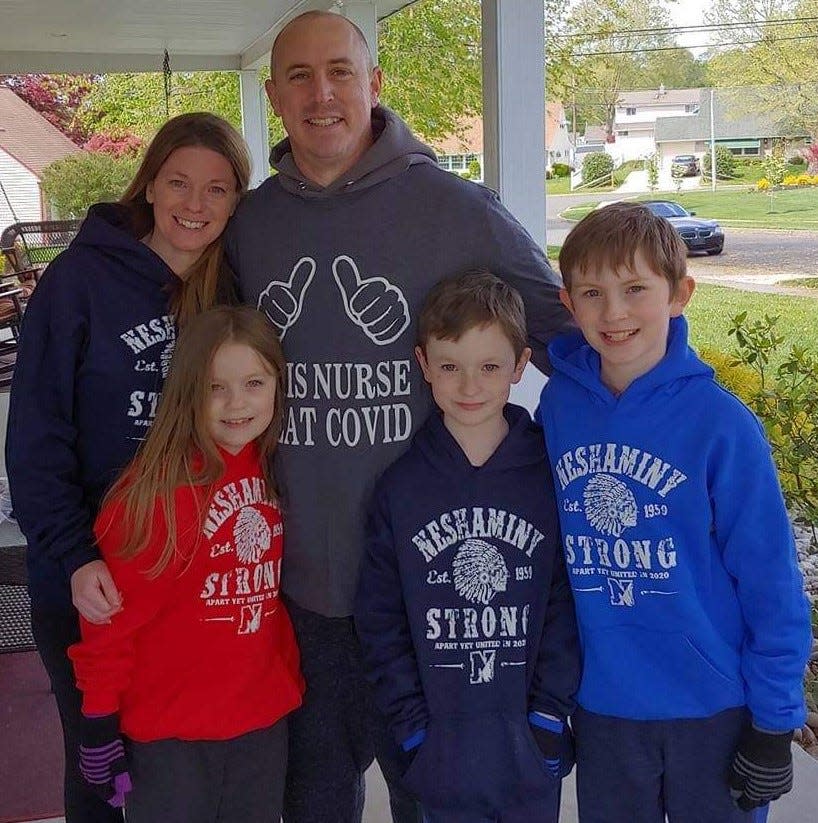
left=538, top=202, right=812, bottom=823
left=355, top=271, right=580, bottom=822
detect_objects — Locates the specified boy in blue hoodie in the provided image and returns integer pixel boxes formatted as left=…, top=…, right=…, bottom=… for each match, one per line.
left=355, top=271, right=580, bottom=822
left=538, top=202, right=812, bottom=823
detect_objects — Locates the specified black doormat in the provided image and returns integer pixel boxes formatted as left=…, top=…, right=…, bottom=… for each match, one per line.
left=0, top=584, right=34, bottom=653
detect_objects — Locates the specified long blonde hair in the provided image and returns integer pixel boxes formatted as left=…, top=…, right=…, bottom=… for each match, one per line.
left=107, top=307, right=286, bottom=576
left=120, top=112, right=251, bottom=327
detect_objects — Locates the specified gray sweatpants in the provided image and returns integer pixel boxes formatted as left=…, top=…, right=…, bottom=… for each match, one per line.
left=124, top=720, right=287, bottom=823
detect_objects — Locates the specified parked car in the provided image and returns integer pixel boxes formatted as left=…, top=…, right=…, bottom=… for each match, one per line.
left=671, top=154, right=700, bottom=177
left=643, top=200, right=724, bottom=255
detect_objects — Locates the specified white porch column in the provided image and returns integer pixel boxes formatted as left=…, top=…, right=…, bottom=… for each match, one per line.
left=481, top=0, right=546, bottom=248
left=337, top=1, right=378, bottom=63
left=239, top=69, right=270, bottom=190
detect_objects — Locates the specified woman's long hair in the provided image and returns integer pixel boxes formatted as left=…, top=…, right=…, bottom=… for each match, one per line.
left=120, top=112, right=251, bottom=327
left=107, top=307, right=286, bottom=576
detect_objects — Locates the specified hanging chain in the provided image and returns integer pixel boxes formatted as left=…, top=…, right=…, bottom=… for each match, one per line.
left=162, top=49, right=172, bottom=119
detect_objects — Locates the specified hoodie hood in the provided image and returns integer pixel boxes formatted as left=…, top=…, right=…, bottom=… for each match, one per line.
left=547, top=315, right=712, bottom=405
left=269, top=105, right=438, bottom=198
left=414, top=403, right=547, bottom=477
left=75, top=202, right=177, bottom=288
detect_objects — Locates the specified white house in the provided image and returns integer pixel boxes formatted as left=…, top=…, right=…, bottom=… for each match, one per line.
left=0, top=88, right=79, bottom=238
left=607, top=86, right=701, bottom=165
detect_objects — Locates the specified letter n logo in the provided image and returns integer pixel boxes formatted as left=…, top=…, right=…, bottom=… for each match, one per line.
left=607, top=578, right=635, bottom=607
left=238, top=604, right=263, bottom=634
left=469, top=650, right=496, bottom=684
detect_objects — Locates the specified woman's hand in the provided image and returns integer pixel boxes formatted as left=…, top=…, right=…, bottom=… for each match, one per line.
left=71, top=560, right=123, bottom=624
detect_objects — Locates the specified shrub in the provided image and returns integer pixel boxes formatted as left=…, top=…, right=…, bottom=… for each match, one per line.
left=467, top=158, right=482, bottom=180
left=728, top=312, right=818, bottom=546
left=698, top=347, right=761, bottom=402
left=83, top=131, right=143, bottom=158
left=552, top=162, right=571, bottom=178
left=756, top=177, right=771, bottom=191
left=581, top=152, right=614, bottom=186
left=702, top=146, right=736, bottom=180
left=789, top=154, right=806, bottom=166
left=41, top=151, right=140, bottom=218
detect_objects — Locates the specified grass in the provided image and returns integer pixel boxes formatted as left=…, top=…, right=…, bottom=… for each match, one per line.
left=559, top=187, right=818, bottom=230
left=706, top=161, right=805, bottom=187
left=545, top=176, right=571, bottom=195
left=779, top=277, right=818, bottom=288
left=686, top=283, right=818, bottom=368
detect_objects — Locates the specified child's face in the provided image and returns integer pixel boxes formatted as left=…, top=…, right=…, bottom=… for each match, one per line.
left=415, top=322, right=530, bottom=441
left=560, top=250, right=694, bottom=395
left=206, top=342, right=277, bottom=454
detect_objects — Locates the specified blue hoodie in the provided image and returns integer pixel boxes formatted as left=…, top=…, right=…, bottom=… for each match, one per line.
left=355, top=404, right=580, bottom=816
left=538, top=316, right=811, bottom=732
left=7, top=203, right=178, bottom=609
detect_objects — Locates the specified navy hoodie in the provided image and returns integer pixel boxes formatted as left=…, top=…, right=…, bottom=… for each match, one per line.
left=539, top=316, right=811, bottom=732
left=7, top=203, right=178, bottom=609
left=355, top=405, right=580, bottom=815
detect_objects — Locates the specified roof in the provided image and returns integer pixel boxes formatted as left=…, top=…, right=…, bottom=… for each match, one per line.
left=0, top=88, right=79, bottom=177
left=654, top=89, right=808, bottom=142
left=617, top=88, right=702, bottom=107
left=431, top=102, right=569, bottom=155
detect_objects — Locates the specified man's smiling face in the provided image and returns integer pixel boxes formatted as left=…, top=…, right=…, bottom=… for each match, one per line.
left=266, top=13, right=382, bottom=188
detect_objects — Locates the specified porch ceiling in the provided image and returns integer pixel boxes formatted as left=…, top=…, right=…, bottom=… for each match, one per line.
left=0, top=0, right=412, bottom=74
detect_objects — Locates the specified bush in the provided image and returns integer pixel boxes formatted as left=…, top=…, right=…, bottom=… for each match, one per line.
left=701, top=146, right=736, bottom=181
left=581, top=152, right=614, bottom=186
left=467, top=158, right=482, bottom=180
left=698, top=347, right=761, bottom=401
left=552, top=162, right=571, bottom=178
left=41, top=151, right=140, bottom=218
left=728, top=312, right=818, bottom=546
left=789, top=154, right=806, bottom=166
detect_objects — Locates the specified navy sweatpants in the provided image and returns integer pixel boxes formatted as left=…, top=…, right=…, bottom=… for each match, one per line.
left=422, top=782, right=561, bottom=822
left=282, top=598, right=422, bottom=823
left=31, top=607, right=124, bottom=823
left=573, top=706, right=768, bottom=823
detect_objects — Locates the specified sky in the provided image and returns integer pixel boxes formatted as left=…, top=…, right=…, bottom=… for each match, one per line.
left=668, top=0, right=716, bottom=53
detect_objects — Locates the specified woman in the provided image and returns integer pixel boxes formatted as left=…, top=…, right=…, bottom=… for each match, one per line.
left=6, top=112, right=251, bottom=823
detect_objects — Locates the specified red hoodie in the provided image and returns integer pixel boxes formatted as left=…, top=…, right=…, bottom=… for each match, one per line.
left=70, top=442, right=303, bottom=742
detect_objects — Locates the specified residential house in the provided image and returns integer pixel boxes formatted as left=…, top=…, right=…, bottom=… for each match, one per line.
left=607, top=86, right=701, bottom=165
left=431, top=102, right=572, bottom=182
left=0, top=88, right=79, bottom=237
left=655, top=89, right=809, bottom=173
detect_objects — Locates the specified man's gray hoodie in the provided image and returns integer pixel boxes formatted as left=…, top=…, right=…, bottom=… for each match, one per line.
left=226, top=106, right=571, bottom=617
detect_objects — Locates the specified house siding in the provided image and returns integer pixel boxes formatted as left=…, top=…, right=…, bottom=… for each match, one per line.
left=0, top=149, right=43, bottom=237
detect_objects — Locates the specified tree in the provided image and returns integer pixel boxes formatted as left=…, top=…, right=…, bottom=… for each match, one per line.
left=377, top=0, right=483, bottom=142
left=555, top=0, right=678, bottom=139
left=41, top=152, right=140, bottom=218
left=705, top=0, right=818, bottom=135
left=1, top=74, right=95, bottom=143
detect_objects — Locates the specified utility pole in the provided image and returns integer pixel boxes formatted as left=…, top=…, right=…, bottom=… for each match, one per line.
left=710, top=88, right=716, bottom=193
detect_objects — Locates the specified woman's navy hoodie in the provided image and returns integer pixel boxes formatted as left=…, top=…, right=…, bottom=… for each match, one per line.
left=355, top=404, right=580, bottom=816
left=7, top=203, right=178, bottom=609
left=538, top=315, right=811, bottom=733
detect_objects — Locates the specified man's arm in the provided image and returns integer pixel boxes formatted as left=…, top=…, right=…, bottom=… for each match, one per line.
left=479, top=190, right=574, bottom=374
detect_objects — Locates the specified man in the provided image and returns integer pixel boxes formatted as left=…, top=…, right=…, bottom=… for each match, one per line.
left=225, top=11, right=573, bottom=823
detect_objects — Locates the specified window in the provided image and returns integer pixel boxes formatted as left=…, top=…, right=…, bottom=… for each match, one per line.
left=626, top=107, right=636, bottom=115
left=685, top=104, right=700, bottom=114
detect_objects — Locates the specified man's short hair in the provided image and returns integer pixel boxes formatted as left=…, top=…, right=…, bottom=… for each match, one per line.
left=417, top=270, right=528, bottom=360
left=270, top=10, right=374, bottom=78
left=559, top=202, right=688, bottom=293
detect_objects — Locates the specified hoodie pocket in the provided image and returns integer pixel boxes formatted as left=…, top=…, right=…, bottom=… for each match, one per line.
left=578, top=627, right=745, bottom=719
left=402, top=714, right=555, bottom=814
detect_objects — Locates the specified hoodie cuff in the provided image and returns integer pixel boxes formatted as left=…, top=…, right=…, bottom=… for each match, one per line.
left=61, top=543, right=103, bottom=584
left=401, top=729, right=427, bottom=752
left=528, top=711, right=564, bottom=734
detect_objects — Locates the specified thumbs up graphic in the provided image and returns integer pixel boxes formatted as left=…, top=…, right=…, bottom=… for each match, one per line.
left=257, top=257, right=316, bottom=338
left=332, top=255, right=410, bottom=346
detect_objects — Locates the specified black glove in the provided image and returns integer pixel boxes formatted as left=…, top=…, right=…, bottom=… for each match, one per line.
left=728, top=725, right=794, bottom=811
left=529, top=714, right=575, bottom=778
left=79, top=713, right=132, bottom=808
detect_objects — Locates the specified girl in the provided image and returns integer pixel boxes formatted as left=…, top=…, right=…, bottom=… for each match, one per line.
left=69, top=306, right=303, bottom=822
left=6, top=112, right=250, bottom=822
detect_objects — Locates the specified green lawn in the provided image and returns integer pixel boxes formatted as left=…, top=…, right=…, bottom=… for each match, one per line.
left=686, top=283, right=818, bottom=368
left=560, top=187, right=818, bottom=230
left=545, top=176, right=571, bottom=195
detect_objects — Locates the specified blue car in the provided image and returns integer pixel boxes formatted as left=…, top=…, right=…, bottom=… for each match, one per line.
left=643, top=200, right=724, bottom=256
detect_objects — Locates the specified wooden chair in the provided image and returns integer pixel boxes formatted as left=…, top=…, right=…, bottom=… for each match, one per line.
left=1, top=219, right=82, bottom=281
